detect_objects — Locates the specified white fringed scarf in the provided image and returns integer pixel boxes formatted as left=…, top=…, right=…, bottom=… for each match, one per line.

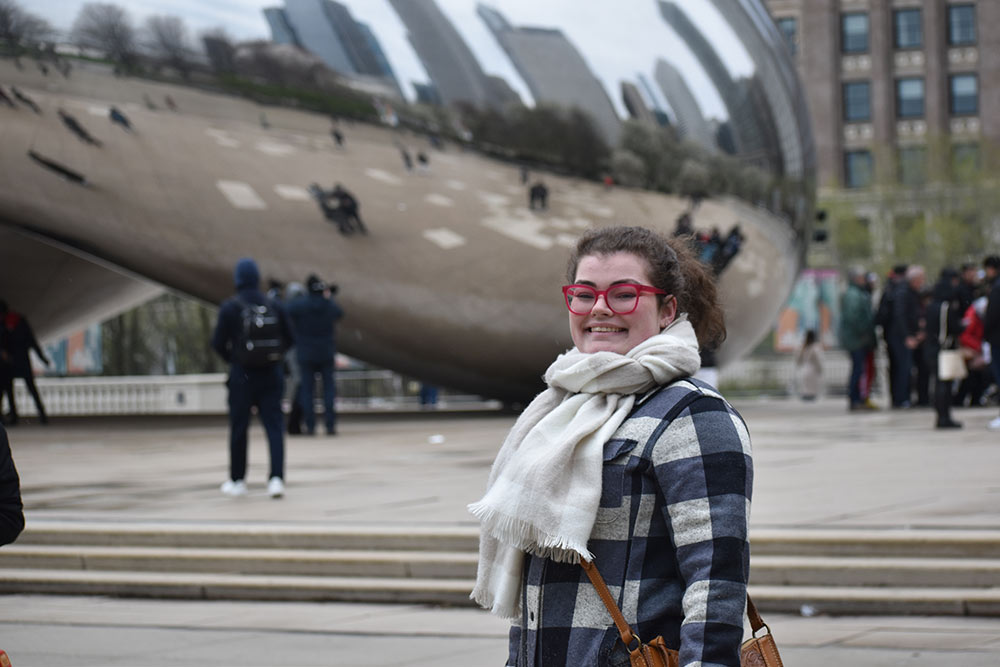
left=469, top=317, right=701, bottom=619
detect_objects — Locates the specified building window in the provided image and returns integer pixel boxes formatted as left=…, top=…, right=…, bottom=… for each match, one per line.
left=898, top=146, right=927, bottom=186
left=952, top=142, right=980, bottom=180
left=896, top=78, right=925, bottom=118
left=843, top=81, right=871, bottom=122
left=844, top=150, right=873, bottom=188
left=776, top=17, right=797, bottom=57
left=841, top=13, right=869, bottom=53
left=893, top=9, right=922, bottom=49
left=950, top=74, right=978, bottom=115
left=948, top=4, right=976, bottom=46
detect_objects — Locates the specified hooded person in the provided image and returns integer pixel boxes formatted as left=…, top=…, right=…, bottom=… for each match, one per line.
left=211, top=258, right=295, bottom=498
left=286, top=274, right=344, bottom=435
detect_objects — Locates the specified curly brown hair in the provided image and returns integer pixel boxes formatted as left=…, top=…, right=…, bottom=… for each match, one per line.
left=566, top=226, right=727, bottom=350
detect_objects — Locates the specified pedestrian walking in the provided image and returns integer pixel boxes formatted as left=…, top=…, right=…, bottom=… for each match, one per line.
left=0, top=301, right=51, bottom=426
left=981, top=256, right=1000, bottom=430
left=470, top=226, right=752, bottom=665
left=840, top=266, right=876, bottom=410
left=926, top=268, right=964, bottom=429
left=889, top=265, right=925, bottom=407
left=211, top=258, right=294, bottom=498
left=286, top=275, right=344, bottom=436
left=795, top=329, right=824, bottom=400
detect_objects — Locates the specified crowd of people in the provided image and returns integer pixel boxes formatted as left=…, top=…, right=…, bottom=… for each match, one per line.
left=839, top=257, right=1000, bottom=430
left=211, top=258, right=345, bottom=499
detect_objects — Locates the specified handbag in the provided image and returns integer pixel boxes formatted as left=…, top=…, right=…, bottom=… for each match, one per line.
left=580, top=559, right=783, bottom=667
left=938, top=302, right=968, bottom=381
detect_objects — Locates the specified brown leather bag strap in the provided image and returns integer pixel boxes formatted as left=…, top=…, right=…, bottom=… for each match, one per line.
left=580, top=559, right=640, bottom=649
left=581, top=559, right=768, bottom=639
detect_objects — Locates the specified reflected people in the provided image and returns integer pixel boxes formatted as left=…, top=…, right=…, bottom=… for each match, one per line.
left=3, top=0, right=814, bottom=404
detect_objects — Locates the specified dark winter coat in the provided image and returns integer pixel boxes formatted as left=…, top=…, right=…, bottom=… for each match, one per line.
left=0, top=425, right=24, bottom=546
left=286, top=292, right=344, bottom=364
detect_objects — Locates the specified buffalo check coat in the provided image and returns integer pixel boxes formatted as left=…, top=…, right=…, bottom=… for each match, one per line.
left=506, top=378, right=753, bottom=667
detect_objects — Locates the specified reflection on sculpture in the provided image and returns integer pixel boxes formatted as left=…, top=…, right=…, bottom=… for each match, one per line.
left=0, top=0, right=814, bottom=402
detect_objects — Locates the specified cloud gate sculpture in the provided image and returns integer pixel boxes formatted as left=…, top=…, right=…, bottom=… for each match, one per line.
left=0, top=0, right=814, bottom=402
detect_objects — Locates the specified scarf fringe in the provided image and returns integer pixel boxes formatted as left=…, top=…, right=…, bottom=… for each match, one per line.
left=468, top=501, right=592, bottom=563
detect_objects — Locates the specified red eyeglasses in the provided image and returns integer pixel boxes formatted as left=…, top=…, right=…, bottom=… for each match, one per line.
left=562, top=284, right=670, bottom=315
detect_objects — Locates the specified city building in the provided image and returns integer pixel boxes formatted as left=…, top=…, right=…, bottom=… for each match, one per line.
left=263, top=0, right=402, bottom=97
left=262, top=7, right=300, bottom=47
left=659, top=1, right=782, bottom=172
left=477, top=4, right=621, bottom=145
left=388, top=0, right=506, bottom=110
left=620, top=81, right=660, bottom=127
left=653, top=59, right=717, bottom=152
left=765, top=0, right=1000, bottom=262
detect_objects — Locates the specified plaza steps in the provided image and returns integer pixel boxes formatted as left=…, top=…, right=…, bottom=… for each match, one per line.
left=2, top=521, right=1000, bottom=616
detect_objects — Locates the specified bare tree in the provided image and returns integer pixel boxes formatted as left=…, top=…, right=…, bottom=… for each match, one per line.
left=144, top=14, right=191, bottom=78
left=71, top=2, right=137, bottom=68
left=0, top=0, right=54, bottom=53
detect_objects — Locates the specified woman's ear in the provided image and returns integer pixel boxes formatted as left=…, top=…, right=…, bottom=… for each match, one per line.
left=659, top=296, right=678, bottom=329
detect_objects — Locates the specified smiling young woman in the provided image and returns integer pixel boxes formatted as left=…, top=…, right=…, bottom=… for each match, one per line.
left=470, top=226, right=751, bottom=667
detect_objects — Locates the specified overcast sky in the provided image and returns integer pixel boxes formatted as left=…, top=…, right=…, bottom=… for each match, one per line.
left=32, top=0, right=755, bottom=119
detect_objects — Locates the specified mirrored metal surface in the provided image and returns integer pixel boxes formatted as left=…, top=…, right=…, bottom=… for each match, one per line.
left=1, top=0, right=814, bottom=401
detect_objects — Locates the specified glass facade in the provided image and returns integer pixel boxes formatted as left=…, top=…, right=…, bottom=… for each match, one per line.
left=897, top=146, right=927, bottom=186
left=841, top=13, right=869, bottom=53
left=893, top=9, right=922, bottom=49
left=776, top=17, right=797, bottom=57
left=950, top=74, right=978, bottom=115
left=948, top=4, right=976, bottom=46
left=843, top=81, right=871, bottom=122
left=844, top=150, right=874, bottom=188
left=895, top=78, right=925, bottom=118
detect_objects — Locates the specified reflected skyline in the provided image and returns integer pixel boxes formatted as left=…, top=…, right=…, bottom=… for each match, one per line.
left=36, top=0, right=756, bottom=123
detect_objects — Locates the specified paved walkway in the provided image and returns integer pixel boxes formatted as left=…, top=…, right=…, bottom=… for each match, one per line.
left=3, top=397, right=1000, bottom=665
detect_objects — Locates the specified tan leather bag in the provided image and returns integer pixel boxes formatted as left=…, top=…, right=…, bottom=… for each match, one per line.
left=580, top=560, right=784, bottom=667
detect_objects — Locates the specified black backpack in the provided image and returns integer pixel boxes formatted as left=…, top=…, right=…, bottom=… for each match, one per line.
left=234, top=298, right=284, bottom=368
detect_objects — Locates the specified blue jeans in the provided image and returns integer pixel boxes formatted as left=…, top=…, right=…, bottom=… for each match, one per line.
left=848, top=348, right=868, bottom=406
left=299, top=359, right=336, bottom=434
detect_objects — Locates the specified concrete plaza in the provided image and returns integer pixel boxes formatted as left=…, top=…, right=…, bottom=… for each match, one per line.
left=3, top=396, right=1000, bottom=665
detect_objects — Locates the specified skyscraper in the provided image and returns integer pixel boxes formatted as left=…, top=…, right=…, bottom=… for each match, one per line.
left=388, top=0, right=502, bottom=109
left=653, top=59, right=716, bottom=152
left=281, top=0, right=355, bottom=73
left=658, top=0, right=779, bottom=170
left=477, top=4, right=621, bottom=145
left=263, top=7, right=300, bottom=47
left=263, top=1, right=402, bottom=98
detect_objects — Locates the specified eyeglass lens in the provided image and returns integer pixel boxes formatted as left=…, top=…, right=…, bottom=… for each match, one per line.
left=565, top=285, right=641, bottom=314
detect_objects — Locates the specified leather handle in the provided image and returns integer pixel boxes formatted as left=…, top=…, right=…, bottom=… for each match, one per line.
left=580, top=559, right=639, bottom=647
left=581, top=559, right=768, bottom=640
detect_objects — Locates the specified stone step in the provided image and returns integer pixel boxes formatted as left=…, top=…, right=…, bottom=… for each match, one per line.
left=18, top=521, right=481, bottom=552
left=20, top=522, right=1000, bottom=558
left=0, top=544, right=479, bottom=579
left=750, top=528, right=1000, bottom=559
left=5, top=545, right=1000, bottom=589
left=1, top=568, right=998, bottom=616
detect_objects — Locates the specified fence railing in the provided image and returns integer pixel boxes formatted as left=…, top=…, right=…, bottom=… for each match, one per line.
left=7, top=370, right=498, bottom=417
left=6, top=353, right=866, bottom=417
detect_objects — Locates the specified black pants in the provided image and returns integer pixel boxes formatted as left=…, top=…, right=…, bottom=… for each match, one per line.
left=2, top=372, right=47, bottom=424
left=226, top=366, right=284, bottom=481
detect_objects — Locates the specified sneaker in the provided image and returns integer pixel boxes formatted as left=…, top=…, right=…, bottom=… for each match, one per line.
left=988, top=417, right=1000, bottom=431
left=267, top=476, right=285, bottom=498
left=221, top=479, right=248, bottom=496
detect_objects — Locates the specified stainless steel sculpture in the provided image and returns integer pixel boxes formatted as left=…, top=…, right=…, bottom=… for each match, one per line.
left=0, top=0, right=814, bottom=401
